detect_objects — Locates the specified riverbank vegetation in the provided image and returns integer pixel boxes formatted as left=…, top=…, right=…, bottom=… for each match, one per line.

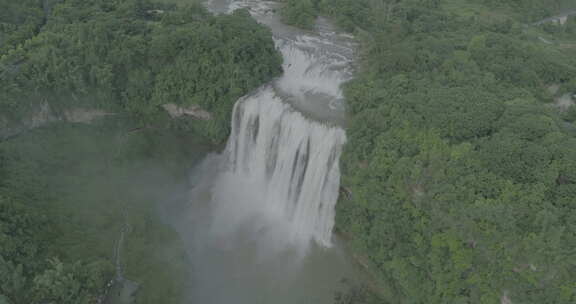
left=279, top=0, right=319, bottom=29
left=1, top=0, right=282, bottom=303
left=283, top=0, right=576, bottom=303
left=0, top=119, right=210, bottom=304
left=1, top=0, right=282, bottom=143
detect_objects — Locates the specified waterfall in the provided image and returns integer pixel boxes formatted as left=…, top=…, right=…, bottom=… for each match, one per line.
left=215, top=87, right=346, bottom=247
left=201, top=0, right=353, bottom=251
left=174, top=2, right=358, bottom=303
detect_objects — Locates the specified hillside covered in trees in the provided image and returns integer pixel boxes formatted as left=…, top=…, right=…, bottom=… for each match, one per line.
left=0, top=0, right=281, bottom=303
left=283, top=0, right=576, bottom=303
left=1, top=0, right=282, bottom=142
left=2, top=0, right=576, bottom=303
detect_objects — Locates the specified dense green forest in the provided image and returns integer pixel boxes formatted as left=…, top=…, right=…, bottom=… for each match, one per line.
left=0, top=0, right=282, bottom=142
left=0, top=0, right=281, bottom=303
left=281, top=0, right=576, bottom=30
left=283, top=0, right=576, bottom=303
left=0, top=120, right=210, bottom=304
left=2, top=0, right=576, bottom=303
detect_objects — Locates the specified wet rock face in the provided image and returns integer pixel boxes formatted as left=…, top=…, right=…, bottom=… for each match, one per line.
left=162, top=103, right=213, bottom=120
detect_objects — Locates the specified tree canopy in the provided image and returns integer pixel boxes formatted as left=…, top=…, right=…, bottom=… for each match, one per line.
left=280, top=0, right=576, bottom=303
left=0, top=0, right=281, bottom=302
left=0, top=0, right=282, bottom=142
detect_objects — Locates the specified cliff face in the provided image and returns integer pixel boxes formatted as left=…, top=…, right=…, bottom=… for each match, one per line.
left=161, top=103, right=212, bottom=120
left=0, top=103, right=54, bottom=140
left=0, top=102, right=213, bottom=140
left=0, top=103, right=115, bottom=140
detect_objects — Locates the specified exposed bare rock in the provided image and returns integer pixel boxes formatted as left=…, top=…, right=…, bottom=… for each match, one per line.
left=30, top=102, right=57, bottom=128
left=555, top=93, right=575, bottom=111
left=2, top=101, right=213, bottom=141
left=147, top=9, right=164, bottom=14
left=162, top=103, right=212, bottom=120
left=501, top=291, right=512, bottom=304
left=64, top=108, right=116, bottom=123
left=0, top=102, right=56, bottom=139
left=1, top=103, right=115, bottom=140
left=538, top=36, right=553, bottom=44
left=533, top=11, right=576, bottom=26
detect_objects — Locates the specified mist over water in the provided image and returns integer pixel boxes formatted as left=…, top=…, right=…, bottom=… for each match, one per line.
left=167, top=153, right=354, bottom=304
left=222, top=89, right=346, bottom=248
left=166, top=1, right=358, bottom=303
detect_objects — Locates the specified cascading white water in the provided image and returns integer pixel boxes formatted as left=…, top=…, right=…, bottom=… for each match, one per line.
left=172, top=1, right=358, bottom=303
left=275, top=38, right=348, bottom=106
left=203, top=0, right=354, bottom=251
left=215, top=88, right=345, bottom=247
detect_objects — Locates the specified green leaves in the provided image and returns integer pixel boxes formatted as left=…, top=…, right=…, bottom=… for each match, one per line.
left=1, top=0, right=282, bottom=143
left=333, top=0, right=576, bottom=303
left=281, top=0, right=319, bottom=29
left=0, top=257, right=25, bottom=304
left=0, top=1, right=282, bottom=303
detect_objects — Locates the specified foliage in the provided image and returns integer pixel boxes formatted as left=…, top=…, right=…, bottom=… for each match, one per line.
left=0, top=0, right=45, bottom=56
left=479, top=0, right=575, bottom=22
left=0, top=0, right=282, bottom=142
left=279, top=0, right=320, bottom=29
left=0, top=0, right=281, bottom=301
left=278, top=0, right=576, bottom=303
left=0, top=121, right=210, bottom=303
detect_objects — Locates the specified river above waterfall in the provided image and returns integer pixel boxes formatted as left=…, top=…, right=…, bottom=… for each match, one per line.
left=164, top=1, right=358, bottom=303
left=208, top=0, right=355, bottom=125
